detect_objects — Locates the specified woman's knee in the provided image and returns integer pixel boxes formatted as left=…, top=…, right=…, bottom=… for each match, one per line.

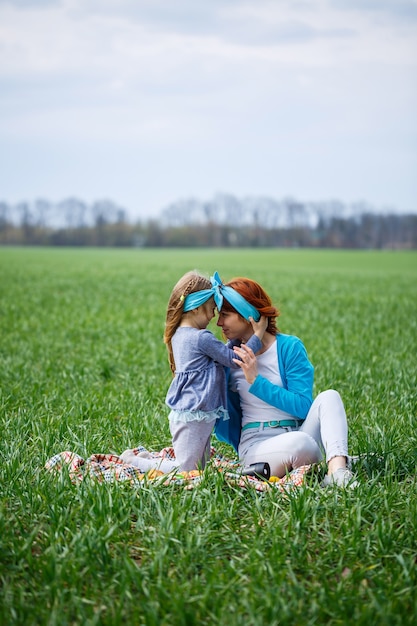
left=315, top=389, right=342, bottom=404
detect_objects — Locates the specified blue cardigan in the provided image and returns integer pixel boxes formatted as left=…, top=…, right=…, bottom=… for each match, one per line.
left=214, top=333, right=314, bottom=453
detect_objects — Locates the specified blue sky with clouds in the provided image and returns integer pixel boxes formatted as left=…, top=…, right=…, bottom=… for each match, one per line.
left=1, top=0, right=416, bottom=219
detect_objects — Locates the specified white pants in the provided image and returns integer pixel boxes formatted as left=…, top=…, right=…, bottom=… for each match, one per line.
left=238, top=389, right=349, bottom=478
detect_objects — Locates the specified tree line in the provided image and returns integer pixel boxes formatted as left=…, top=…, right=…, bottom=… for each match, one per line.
left=0, top=196, right=416, bottom=249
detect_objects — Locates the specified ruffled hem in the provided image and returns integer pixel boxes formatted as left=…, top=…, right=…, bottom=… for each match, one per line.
left=169, top=407, right=230, bottom=424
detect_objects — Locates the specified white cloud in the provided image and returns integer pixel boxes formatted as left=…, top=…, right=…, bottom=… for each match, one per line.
left=0, top=0, right=416, bottom=215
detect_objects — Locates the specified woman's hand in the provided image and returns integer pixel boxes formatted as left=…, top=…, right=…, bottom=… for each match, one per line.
left=233, top=343, right=258, bottom=385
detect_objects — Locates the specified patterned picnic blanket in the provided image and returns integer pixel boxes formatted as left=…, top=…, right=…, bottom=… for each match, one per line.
left=45, top=446, right=314, bottom=493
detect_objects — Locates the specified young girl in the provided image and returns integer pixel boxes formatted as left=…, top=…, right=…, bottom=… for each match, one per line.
left=164, top=270, right=267, bottom=471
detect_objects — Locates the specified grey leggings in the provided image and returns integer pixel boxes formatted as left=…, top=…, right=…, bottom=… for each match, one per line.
left=238, top=389, right=349, bottom=478
left=170, top=419, right=216, bottom=471
left=120, top=419, right=216, bottom=474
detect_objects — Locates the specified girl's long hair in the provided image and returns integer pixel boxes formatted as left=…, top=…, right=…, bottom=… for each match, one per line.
left=222, top=277, right=280, bottom=335
left=164, top=271, right=211, bottom=374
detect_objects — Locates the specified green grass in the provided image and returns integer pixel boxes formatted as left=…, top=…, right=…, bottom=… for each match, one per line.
left=0, top=247, right=416, bottom=625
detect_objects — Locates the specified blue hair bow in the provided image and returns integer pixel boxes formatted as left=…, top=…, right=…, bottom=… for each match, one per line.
left=183, top=271, right=260, bottom=321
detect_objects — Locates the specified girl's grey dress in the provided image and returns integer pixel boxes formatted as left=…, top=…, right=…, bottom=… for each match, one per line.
left=166, top=327, right=262, bottom=423
left=166, top=326, right=262, bottom=471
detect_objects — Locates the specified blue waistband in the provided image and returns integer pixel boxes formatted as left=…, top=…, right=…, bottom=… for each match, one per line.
left=242, top=419, right=303, bottom=432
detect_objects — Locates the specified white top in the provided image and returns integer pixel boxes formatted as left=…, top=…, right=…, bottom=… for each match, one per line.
left=229, top=340, right=294, bottom=425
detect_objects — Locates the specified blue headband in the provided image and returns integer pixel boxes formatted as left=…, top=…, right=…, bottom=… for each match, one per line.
left=183, top=271, right=260, bottom=322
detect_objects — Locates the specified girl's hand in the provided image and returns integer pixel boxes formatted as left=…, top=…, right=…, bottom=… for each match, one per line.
left=249, top=315, right=268, bottom=339
left=233, top=344, right=258, bottom=385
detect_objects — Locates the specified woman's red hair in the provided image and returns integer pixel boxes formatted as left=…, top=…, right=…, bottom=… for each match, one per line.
left=222, top=277, right=280, bottom=335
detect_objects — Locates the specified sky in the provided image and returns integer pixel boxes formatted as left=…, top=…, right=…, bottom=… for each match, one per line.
left=0, top=0, right=416, bottom=220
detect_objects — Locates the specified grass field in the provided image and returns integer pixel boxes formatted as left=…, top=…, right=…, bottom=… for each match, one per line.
left=1, top=246, right=416, bottom=626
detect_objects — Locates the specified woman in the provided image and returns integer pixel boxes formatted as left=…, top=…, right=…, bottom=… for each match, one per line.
left=214, top=275, right=357, bottom=487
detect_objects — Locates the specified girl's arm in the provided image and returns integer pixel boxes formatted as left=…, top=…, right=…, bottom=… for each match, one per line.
left=199, top=316, right=267, bottom=368
left=232, top=339, right=313, bottom=419
left=198, top=330, right=262, bottom=369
